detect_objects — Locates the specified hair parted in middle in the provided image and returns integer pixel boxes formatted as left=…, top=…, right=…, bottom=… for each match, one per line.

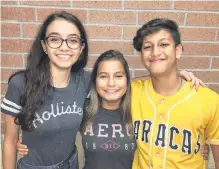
left=81, top=50, right=132, bottom=134
left=133, top=18, right=182, bottom=52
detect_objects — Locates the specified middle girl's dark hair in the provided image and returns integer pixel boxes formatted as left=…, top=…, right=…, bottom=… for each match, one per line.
left=81, top=50, right=132, bottom=134
left=14, top=11, right=88, bottom=131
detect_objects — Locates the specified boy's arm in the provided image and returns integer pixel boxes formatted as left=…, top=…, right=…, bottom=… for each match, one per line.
left=3, top=114, right=20, bottom=169
left=211, top=145, right=219, bottom=169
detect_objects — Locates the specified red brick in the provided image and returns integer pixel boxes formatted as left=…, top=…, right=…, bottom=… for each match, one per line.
left=134, top=70, right=150, bottom=78
left=22, top=24, right=41, bottom=37
left=174, top=1, right=219, bottom=11
left=1, top=7, right=35, bottom=21
left=208, top=84, right=219, bottom=94
left=1, top=69, right=24, bottom=81
left=2, top=23, right=20, bottom=37
left=86, top=26, right=122, bottom=39
left=88, top=55, right=144, bottom=69
left=183, top=43, right=219, bottom=55
left=178, top=57, right=210, bottom=69
left=124, top=1, right=172, bottom=9
left=2, top=39, right=33, bottom=53
left=89, top=41, right=134, bottom=55
left=1, top=54, right=23, bottom=67
left=139, top=12, right=185, bottom=25
left=180, top=28, right=216, bottom=41
left=123, top=26, right=139, bottom=40
left=89, top=10, right=136, bottom=24
left=87, top=56, right=98, bottom=68
left=217, top=30, right=219, bottom=41
left=212, top=57, right=219, bottom=69
left=187, top=13, right=219, bottom=27
left=73, top=1, right=121, bottom=8
left=1, top=83, right=8, bottom=95
left=1, top=0, right=19, bottom=5
left=125, top=56, right=144, bottom=69
left=23, top=54, right=28, bottom=66
left=37, top=8, right=87, bottom=23
left=20, top=0, right=70, bottom=6
left=192, top=71, right=219, bottom=83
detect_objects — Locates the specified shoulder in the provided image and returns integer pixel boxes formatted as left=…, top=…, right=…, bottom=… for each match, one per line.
left=9, top=71, right=25, bottom=84
left=196, top=86, right=219, bottom=103
left=131, top=79, right=149, bottom=89
left=8, top=71, right=25, bottom=91
left=71, top=69, right=91, bottom=78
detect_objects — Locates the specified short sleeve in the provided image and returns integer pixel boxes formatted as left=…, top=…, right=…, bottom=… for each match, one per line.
left=205, top=94, right=219, bottom=145
left=1, top=73, right=24, bottom=117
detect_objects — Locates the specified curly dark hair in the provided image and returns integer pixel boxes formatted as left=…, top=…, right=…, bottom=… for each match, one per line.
left=133, top=18, right=181, bottom=51
left=12, top=11, right=88, bottom=131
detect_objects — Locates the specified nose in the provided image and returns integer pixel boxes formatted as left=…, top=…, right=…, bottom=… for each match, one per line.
left=107, top=77, right=116, bottom=86
left=59, top=40, right=69, bottom=51
left=152, top=46, right=161, bottom=57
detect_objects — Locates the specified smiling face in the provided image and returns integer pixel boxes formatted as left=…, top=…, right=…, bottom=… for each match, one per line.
left=41, top=18, right=84, bottom=71
left=140, top=29, right=182, bottom=76
left=96, top=59, right=127, bottom=109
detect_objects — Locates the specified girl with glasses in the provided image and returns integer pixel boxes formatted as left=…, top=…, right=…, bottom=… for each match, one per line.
left=2, top=11, right=89, bottom=169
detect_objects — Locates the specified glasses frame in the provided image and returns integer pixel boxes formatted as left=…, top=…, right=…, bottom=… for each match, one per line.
left=45, top=36, right=84, bottom=49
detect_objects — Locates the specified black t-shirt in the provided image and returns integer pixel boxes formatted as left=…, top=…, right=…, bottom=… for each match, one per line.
left=1, top=70, right=90, bottom=166
left=82, top=107, right=136, bottom=169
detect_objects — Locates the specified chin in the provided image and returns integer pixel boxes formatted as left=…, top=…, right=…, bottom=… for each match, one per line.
left=149, top=69, right=167, bottom=77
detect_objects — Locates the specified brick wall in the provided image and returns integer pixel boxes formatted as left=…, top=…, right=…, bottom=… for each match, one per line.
left=1, top=0, right=219, bottom=168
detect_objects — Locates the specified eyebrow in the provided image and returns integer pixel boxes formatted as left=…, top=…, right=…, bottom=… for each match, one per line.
left=97, top=71, right=125, bottom=75
left=143, top=37, right=171, bottom=44
left=47, top=32, right=80, bottom=37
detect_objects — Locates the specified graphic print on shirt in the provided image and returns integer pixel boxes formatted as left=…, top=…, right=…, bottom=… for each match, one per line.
left=33, top=101, right=83, bottom=128
left=133, top=119, right=201, bottom=155
left=84, top=123, right=136, bottom=152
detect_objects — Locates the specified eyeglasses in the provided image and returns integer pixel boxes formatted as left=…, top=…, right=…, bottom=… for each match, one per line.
left=45, top=36, right=84, bottom=49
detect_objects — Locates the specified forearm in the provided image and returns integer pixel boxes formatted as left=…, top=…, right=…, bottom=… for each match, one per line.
left=3, top=141, right=17, bottom=169
left=213, top=153, right=219, bottom=169
left=210, top=145, right=219, bottom=169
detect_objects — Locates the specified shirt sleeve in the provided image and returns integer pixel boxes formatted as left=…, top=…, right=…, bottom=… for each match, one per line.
left=205, top=94, right=219, bottom=145
left=1, top=74, right=24, bottom=117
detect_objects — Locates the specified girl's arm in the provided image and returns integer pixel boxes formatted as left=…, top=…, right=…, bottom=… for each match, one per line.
left=3, top=114, right=20, bottom=169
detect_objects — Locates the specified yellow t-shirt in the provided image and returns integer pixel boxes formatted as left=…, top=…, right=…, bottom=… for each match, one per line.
left=131, top=79, right=219, bottom=169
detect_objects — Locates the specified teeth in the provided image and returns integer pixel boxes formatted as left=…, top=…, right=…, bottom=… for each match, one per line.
left=57, top=55, right=71, bottom=60
left=105, top=90, right=117, bottom=93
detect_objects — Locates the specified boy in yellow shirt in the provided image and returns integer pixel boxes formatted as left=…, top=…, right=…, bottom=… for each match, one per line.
left=131, top=18, right=219, bottom=169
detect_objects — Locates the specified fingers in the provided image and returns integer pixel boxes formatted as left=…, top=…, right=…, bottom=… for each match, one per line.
left=190, top=78, right=207, bottom=91
left=181, top=70, right=191, bottom=81
left=190, top=77, right=196, bottom=89
left=17, top=136, right=29, bottom=157
left=195, top=78, right=199, bottom=91
left=17, top=146, right=29, bottom=157
left=201, top=145, right=210, bottom=160
left=199, top=79, right=207, bottom=87
left=19, top=134, right=22, bottom=142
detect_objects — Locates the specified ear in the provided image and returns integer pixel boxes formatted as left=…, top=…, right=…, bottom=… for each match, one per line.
left=41, top=40, right=47, bottom=54
left=139, top=51, right=144, bottom=64
left=176, top=44, right=183, bottom=59
left=79, top=43, right=85, bottom=54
